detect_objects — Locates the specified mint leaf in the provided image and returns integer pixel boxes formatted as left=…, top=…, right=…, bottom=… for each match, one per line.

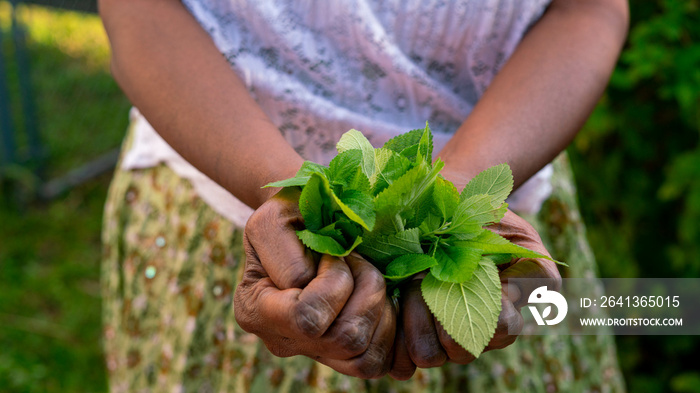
left=374, top=160, right=444, bottom=231
left=336, top=130, right=375, bottom=179
left=450, top=194, right=507, bottom=232
left=430, top=244, right=482, bottom=283
left=307, top=172, right=375, bottom=231
left=357, top=228, right=423, bottom=268
left=373, top=162, right=428, bottom=233
left=419, top=212, right=445, bottom=235
left=457, top=229, right=553, bottom=262
left=262, top=161, right=328, bottom=188
left=316, top=223, right=344, bottom=242
left=399, top=144, right=420, bottom=162
left=299, top=173, right=328, bottom=231
left=335, top=218, right=363, bottom=245
left=337, top=190, right=376, bottom=231
left=432, top=176, right=460, bottom=219
left=422, top=259, right=502, bottom=357
left=298, top=161, right=330, bottom=178
left=448, top=228, right=486, bottom=241
left=384, top=254, right=438, bottom=281
left=484, top=254, right=514, bottom=265
left=266, top=125, right=566, bottom=361
left=460, top=163, right=513, bottom=207
left=371, top=149, right=412, bottom=195
left=264, top=161, right=329, bottom=188
left=296, top=229, right=361, bottom=257
left=416, top=124, right=433, bottom=164
left=264, top=177, right=310, bottom=188
left=330, top=149, right=362, bottom=176
left=383, top=128, right=424, bottom=153
left=329, top=150, right=370, bottom=192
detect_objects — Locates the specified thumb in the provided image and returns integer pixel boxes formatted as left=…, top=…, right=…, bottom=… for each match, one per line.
left=245, top=187, right=317, bottom=289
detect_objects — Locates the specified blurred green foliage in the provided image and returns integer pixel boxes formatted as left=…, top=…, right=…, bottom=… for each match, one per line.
left=1, top=0, right=699, bottom=392
left=0, top=2, right=128, bottom=392
left=569, top=0, right=700, bottom=391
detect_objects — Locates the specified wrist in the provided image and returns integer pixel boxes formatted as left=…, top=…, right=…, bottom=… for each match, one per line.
left=436, top=148, right=481, bottom=192
left=253, top=157, right=305, bottom=207
left=439, top=165, right=477, bottom=193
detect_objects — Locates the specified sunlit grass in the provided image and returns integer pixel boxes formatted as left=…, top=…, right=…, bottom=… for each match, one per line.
left=1, top=2, right=111, bottom=71
left=1, top=1, right=129, bottom=175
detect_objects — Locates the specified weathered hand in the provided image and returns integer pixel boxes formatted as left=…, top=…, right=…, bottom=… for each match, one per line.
left=233, top=188, right=397, bottom=379
left=389, top=209, right=561, bottom=380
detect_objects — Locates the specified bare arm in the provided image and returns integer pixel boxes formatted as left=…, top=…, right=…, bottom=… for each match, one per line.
left=99, top=0, right=303, bottom=209
left=438, top=0, right=629, bottom=189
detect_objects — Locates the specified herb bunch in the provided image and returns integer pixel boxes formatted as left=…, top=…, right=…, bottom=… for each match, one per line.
left=265, top=124, right=556, bottom=356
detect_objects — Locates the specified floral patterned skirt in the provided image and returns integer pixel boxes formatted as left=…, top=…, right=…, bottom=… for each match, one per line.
left=102, top=126, right=625, bottom=392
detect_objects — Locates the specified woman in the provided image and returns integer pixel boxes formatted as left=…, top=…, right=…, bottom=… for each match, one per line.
left=100, top=0, right=629, bottom=391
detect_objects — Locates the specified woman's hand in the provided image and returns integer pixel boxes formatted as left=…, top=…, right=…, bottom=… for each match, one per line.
left=389, top=209, right=561, bottom=380
left=234, top=188, right=397, bottom=379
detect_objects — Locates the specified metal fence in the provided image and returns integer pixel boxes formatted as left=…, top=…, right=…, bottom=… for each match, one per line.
left=1, top=0, right=111, bottom=200
left=0, top=0, right=42, bottom=173
left=22, top=0, right=96, bottom=13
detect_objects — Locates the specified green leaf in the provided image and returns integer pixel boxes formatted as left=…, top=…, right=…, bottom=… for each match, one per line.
left=416, top=124, right=434, bottom=164
left=329, top=194, right=374, bottom=231
left=316, top=222, right=360, bottom=249
left=264, top=177, right=310, bottom=188
left=450, top=194, right=507, bottom=232
left=384, top=254, right=438, bottom=281
left=335, top=218, right=363, bottom=246
left=299, top=174, right=328, bottom=231
left=383, top=128, right=424, bottom=153
left=460, top=163, right=513, bottom=207
left=374, top=160, right=444, bottom=231
left=356, top=228, right=423, bottom=268
left=330, top=149, right=362, bottom=176
left=430, top=244, right=482, bottom=283
left=336, top=130, right=376, bottom=179
left=419, top=212, right=445, bottom=235
left=368, top=148, right=393, bottom=188
left=456, top=229, right=554, bottom=261
left=448, top=229, right=485, bottom=241
left=307, top=172, right=374, bottom=231
left=337, top=190, right=376, bottom=231
left=296, top=229, right=362, bottom=256
left=374, top=163, right=427, bottom=233
left=317, top=222, right=342, bottom=239
left=329, top=150, right=370, bottom=192
left=399, top=144, right=420, bottom=162
left=422, top=259, right=502, bottom=357
left=432, top=176, right=460, bottom=219
left=371, top=149, right=412, bottom=195
left=264, top=161, right=329, bottom=188
left=483, top=254, right=514, bottom=265
left=298, top=161, right=330, bottom=177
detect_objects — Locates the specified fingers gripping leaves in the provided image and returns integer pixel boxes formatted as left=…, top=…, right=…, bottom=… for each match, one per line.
left=265, top=124, right=560, bottom=357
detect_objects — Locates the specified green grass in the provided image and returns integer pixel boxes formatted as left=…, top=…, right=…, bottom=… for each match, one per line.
left=1, top=3, right=129, bottom=174
left=0, top=2, right=129, bottom=391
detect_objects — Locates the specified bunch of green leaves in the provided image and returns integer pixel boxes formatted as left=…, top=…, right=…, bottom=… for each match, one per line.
left=266, top=124, right=555, bottom=356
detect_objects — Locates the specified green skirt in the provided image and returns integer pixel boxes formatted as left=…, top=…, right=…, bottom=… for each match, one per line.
left=102, top=126, right=625, bottom=392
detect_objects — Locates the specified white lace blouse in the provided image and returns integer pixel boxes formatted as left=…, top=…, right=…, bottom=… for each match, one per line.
left=121, top=0, right=554, bottom=227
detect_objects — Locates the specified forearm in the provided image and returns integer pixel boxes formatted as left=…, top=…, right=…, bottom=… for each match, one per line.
left=438, top=0, right=628, bottom=190
left=99, top=0, right=303, bottom=208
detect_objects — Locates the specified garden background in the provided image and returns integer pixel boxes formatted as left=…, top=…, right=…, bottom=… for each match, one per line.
left=1, top=0, right=698, bottom=391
